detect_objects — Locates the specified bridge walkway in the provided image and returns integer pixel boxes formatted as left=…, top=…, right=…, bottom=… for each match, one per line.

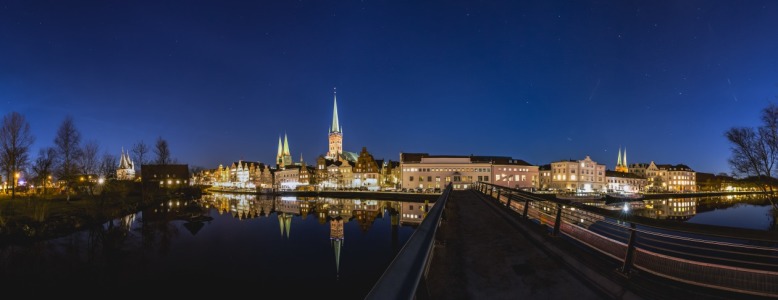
left=422, top=189, right=767, bottom=300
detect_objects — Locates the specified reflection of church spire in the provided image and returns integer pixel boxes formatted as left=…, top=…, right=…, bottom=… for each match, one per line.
left=278, top=213, right=292, bottom=238
left=330, top=217, right=345, bottom=278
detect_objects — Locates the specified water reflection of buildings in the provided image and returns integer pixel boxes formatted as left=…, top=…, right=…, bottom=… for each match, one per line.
left=400, top=201, right=431, bottom=227
left=330, top=217, right=344, bottom=278
left=277, top=197, right=300, bottom=238
left=200, top=192, right=432, bottom=277
left=354, top=199, right=381, bottom=232
left=640, top=198, right=698, bottom=220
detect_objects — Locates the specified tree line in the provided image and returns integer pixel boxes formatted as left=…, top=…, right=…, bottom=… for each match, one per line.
left=0, top=112, right=175, bottom=199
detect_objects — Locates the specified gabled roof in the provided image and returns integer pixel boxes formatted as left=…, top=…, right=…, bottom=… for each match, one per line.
left=605, top=170, right=644, bottom=179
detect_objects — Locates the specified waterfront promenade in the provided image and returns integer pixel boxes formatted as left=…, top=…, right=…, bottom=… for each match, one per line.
left=422, top=189, right=773, bottom=300
left=423, top=189, right=632, bottom=299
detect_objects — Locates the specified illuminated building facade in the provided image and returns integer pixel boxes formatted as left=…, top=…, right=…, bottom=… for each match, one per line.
left=636, top=161, right=697, bottom=192
left=400, top=153, right=537, bottom=191
left=605, top=170, right=646, bottom=193
left=490, top=157, right=538, bottom=190
left=353, top=147, right=380, bottom=190
left=116, top=148, right=136, bottom=180
left=549, top=156, right=607, bottom=192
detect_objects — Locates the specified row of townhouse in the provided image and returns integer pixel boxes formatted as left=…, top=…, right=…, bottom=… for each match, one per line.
left=192, top=151, right=698, bottom=193
left=192, top=147, right=403, bottom=192
left=400, top=153, right=697, bottom=193
left=537, top=158, right=697, bottom=193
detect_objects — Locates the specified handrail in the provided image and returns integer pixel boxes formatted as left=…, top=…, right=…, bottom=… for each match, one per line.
left=364, top=183, right=453, bottom=300
left=477, top=181, right=778, bottom=242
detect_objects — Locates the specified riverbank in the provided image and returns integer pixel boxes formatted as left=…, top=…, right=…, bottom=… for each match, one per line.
left=0, top=184, right=203, bottom=244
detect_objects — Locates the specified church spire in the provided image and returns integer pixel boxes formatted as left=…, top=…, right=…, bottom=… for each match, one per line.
left=277, top=135, right=283, bottom=158
left=283, top=132, right=290, bottom=155
left=615, top=146, right=629, bottom=173
left=327, top=88, right=344, bottom=160
left=330, top=88, right=341, bottom=133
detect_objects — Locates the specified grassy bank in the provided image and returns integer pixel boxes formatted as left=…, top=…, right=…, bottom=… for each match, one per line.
left=0, top=182, right=203, bottom=244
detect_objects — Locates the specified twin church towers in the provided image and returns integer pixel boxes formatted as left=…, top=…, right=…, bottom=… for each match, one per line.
left=276, top=88, right=344, bottom=168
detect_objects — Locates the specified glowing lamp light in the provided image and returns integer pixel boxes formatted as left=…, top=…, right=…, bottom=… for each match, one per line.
left=98, top=178, right=105, bottom=184
left=623, top=203, right=630, bottom=212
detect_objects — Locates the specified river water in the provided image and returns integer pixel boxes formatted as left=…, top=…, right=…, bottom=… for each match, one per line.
left=0, top=192, right=772, bottom=297
left=0, top=192, right=433, bottom=297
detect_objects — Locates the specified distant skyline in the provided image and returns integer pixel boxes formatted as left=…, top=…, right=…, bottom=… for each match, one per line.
left=3, top=1, right=778, bottom=174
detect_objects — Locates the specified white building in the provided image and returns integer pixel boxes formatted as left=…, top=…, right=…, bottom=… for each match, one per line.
left=549, top=156, right=607, bottom=192
left=605, top=170, right=647, bottom=193
left=400, top=153, right=537, bottom=191
left=116, top=148, right=135, bottom=180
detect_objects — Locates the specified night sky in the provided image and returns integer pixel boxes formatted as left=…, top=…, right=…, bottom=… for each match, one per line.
left=3, top=1, right=778, bottom=174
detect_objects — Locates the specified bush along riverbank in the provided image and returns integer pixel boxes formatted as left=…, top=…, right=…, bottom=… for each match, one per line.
left=0, top=181, right=203, bottom=244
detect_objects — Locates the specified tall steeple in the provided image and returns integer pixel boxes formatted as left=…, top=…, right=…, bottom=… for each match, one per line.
left=327, top=88, right=344, bottom=160
left=277, top=135, right=284, bottom=168
left=283, top=132, right=292, bottom=167
left=615, top=146, right=629, bottom=173
left=330, top=87, right=341, bottom=134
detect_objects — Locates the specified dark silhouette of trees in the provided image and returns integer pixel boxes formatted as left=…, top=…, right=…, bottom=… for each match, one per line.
left=0, top=112, right=35, bottom=199
left=54, top=116, right=82, bottom=202
left=154, top=136, right=171, bottom=165
left=725, top=103, right=778, bottom=209
left=78, top=140, right=100, bottom=176
left=132, top=140, right=149, bottom=171
left=99, top=152, right=118, bottom=180
left=31, top=147, right=56, bottom=195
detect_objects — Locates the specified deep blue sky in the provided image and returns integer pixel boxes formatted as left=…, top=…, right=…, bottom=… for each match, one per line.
left=2, top=0, right=778, bottom=174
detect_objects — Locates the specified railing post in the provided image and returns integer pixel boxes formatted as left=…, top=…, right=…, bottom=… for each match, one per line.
left=552, top=203, right=563, bottom=236
left=620, top=222, right=638, bottom=275
left=496, top=189, right=501, bottom=203
left=506, top=190, right=512, bottom=208
left=522, top=198, right=530, bottom=218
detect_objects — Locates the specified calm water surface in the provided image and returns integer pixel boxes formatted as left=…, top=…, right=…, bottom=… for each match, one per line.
left=1, top=192, right=774, bottom=296
left=638, top=193, right=776, bottom=231
left=0, top=192, right=433, bottom=297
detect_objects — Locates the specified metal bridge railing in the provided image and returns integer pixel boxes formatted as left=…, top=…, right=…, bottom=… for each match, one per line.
left=364, top=183, right=452, bottom=300
left=473, top=182, right=778, bottom=298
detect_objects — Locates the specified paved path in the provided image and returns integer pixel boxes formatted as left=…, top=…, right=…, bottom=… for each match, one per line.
left=424, top=190, right=641, bottom=300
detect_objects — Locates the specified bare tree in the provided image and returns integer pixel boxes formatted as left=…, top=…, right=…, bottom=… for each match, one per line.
left=78, top=140, right=100, bottom=176
left=98, top=152, right=118, bottom=180
left=31, top=147, right=56, bottom=195
left=154, top=136, right=171, bottom=165
left=132, top=140, right=149, bottom=170
left=725, top=103, right=778, bottom=209
left=0, top=112, right=35, bottom=199
left=54, top=116, right=82, bottom=202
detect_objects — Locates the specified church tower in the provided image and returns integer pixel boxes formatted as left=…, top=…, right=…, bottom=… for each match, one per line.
left=327, top=88, right=343, bottom=160
left=276, top=133, right=292, bottom=169
left=615, top=147, right=629, bottom=173
left=116, top=147, right=136, bottom=180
